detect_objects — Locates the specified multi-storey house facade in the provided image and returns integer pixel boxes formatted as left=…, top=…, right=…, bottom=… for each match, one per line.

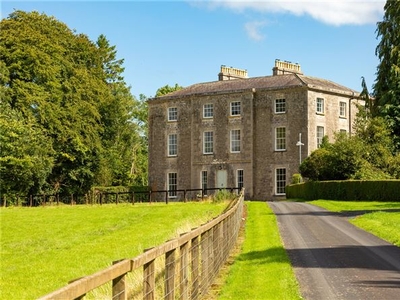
left=148, top=60, right=363, bottom=200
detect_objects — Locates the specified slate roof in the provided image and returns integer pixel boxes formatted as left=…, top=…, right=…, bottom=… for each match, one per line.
left=153, top=73, right=359, bottom=100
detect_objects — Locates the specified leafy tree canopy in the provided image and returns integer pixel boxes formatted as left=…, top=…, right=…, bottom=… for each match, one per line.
left=373, top=0, right=400, bottom=150
left=1, top=11, right=148, bottom=197
left=155, top=84, right=183, bottom=97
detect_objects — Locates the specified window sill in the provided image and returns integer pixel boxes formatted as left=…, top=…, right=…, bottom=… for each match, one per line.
left=316, top=113, right=325, bottom=116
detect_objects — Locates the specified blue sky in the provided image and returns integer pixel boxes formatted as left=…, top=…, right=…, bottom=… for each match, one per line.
left=1, top=1, right=385, bottom=98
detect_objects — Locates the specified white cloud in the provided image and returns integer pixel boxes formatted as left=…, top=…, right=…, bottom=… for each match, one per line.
left=244, top=21, right=267, bottom=41
left=194, top=0, right=385, bottom=26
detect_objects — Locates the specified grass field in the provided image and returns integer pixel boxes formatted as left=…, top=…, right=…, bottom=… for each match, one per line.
left=306, top=200, right=400, bottom=247
left=216, top=202, right=302, bottom=300
left=0, top=202, right=227, bottom=299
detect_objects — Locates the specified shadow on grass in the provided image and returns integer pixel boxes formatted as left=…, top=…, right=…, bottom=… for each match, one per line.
left=236, top=245, right=400, bottom=272
left=236, top=246, right=290, bottom=264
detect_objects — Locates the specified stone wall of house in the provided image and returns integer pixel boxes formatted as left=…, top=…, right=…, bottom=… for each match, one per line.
left=252, top=87, right=309, bottom=200
left=148, top=83, right=362, bottom=201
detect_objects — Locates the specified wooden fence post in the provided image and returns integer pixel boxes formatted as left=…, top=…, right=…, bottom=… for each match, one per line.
left=165, top=248, right=176, bottom=300
left=191, top=235, right=200, bottom=300
left=112, top=260, right=126, bottom=300
left=143, top=259, right=155, bottom=300
left=180, top=240, right=189, bottom=300
left=131, top=192, right=135, bottom=205
left=200, top=230, right=209, bottom=296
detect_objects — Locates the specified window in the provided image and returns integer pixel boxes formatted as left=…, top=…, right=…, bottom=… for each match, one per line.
left=275, top=99, right=286, bottom=113
left=201, top=171, right=208, bottom=194
left=275, top=127, right=286, bottom=151
left=168, top=173, right=177, bottom=198
left=230, top=101, right=241, bottom=116
left=317, top=126, right=324, bottom=148
left=237, top=169, right=244, bottom=191
left=340, top=129, right=347, bottom=133
left=276, top=168, right=286, bottom=195
left=203, top=131, right=214, bottom=154
left=168, top=134, right=177, bottom=156
left=230, top=129, right=241, bottom=152
left=203, top=104, right=214, bottom=118
left=168, top=107, right=177, bottom=121
left=339, top=102, right=347, bottom=118
left=316, top=98, right=324, bottom=114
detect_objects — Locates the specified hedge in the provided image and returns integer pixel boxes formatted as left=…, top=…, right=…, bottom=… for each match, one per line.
left=286, top=180, right=400, bottom=201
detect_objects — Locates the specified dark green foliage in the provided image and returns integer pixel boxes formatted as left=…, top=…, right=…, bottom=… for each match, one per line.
left=0, top=11, right=149, bottom=197
left=286, top=180, right=400, bottom=201
left=373, top=0, right=400, bottom=150
left=300, top=115, right=400, bottom=181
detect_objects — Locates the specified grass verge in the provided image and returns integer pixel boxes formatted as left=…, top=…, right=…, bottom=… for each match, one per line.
left=0, top=202, right=227, bottom=299
left=215, top=201, right=302, bottom=300
left=306, top=200, right=400, bottom=247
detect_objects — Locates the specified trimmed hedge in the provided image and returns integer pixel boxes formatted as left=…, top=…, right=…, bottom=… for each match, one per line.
left=286, top=180, right=400, bottom=201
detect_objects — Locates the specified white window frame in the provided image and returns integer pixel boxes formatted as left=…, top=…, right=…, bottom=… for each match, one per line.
left=203, top=103, right=214, bottom=118
left=203, top=131, right=214, bottom=154
left=317, top=126, right=324, bottom=148
left=275, top=98, right=286, bottom=114
left=230, top=101, right=241, bottom=116
left=275, top=168, right=286, bottom=195
left=168, top=107, right=178, bottom=121
left=275, top=127, right=286, bottom=151
left=230, top=129, right=241, bottom=153
left=201, top=170, right=208, bottom=195
left=237, top=169, right=244, bottom=192
left=316, top=98, right=324, bottom=114
left=168, top=133, right=177, bottom=156
left=168, top=172, right=177, bottom=198
left=339, top=101, right=347, bottom=118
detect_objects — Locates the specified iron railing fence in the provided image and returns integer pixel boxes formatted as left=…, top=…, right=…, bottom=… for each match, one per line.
left=1, top=187, right=242, bottom=207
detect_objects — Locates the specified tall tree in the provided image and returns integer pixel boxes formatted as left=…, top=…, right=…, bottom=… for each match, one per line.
left=1, top=11, right=109, bottom=195
left=373, top=0, right=400, bottom=150
left=95, top=35, right=146, bottom=186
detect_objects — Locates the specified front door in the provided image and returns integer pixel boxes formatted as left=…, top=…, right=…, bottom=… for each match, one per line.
left=216, top=170, right=227, bottom=189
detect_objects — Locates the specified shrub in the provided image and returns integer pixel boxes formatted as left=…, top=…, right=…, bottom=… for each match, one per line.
left=213, top=189, right=237, bottom=203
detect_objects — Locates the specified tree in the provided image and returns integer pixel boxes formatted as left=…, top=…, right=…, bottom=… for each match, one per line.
left=1, top=11, right=109, bottom=195
left=373, top=0, right=400, bottom=150
left=1, top=11, right=150, bottom=197
left=0, top=102, right=54, bottom=197
left=95, top=35, right=147, bottom=186
left=155, top=84, right=183, bottom=97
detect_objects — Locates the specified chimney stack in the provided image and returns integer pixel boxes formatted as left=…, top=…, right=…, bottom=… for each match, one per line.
left=272, top=59, right=303, bottom=76
left=218, top=65, right=248, bottom=81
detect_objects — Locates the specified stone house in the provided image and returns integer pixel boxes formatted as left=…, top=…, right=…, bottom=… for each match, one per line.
left=148, top=60, right=363, bottom=200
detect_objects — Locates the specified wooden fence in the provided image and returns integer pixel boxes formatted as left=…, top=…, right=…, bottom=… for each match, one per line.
left=38, top=189, right=245, bottom=300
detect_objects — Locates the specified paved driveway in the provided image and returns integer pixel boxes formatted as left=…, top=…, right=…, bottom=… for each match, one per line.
left=268, top=201, right=400, bottom=300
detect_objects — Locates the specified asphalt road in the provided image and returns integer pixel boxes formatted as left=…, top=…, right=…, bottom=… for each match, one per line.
left=268, top=201, right=400, bottom=300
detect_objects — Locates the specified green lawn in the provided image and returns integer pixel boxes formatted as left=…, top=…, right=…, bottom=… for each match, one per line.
left=217, top=202, right=302, bottom=300
left=0, top=202, right=227, bottom=299
left=307, top=200, right=400, bottom=247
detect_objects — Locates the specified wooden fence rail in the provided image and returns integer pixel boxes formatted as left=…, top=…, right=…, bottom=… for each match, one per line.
left=38, top=189, right=245, bottom=300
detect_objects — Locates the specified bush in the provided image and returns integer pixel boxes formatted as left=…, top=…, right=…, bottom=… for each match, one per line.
left=213, top=189, right=237, bottom=203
